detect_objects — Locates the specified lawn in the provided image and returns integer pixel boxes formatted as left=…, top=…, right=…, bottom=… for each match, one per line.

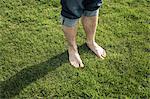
left=0, top=0, right=150, bottom=98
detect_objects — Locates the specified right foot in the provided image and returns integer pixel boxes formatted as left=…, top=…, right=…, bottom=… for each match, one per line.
left=68, top=47, right=84, bottom=68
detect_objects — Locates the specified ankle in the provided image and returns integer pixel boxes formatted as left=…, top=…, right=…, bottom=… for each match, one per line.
left=68, top=46, right=78, bottom=52
left=86, top=40, right=95, bottom=45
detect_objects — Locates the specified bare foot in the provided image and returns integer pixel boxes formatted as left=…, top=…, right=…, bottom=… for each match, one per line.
left=68, top=47, right=84, bottom=68
left=87, top=42, right=106, bottom=59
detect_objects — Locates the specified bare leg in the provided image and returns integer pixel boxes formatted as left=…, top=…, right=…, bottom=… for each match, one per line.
left=81, top=16, right=106, bottom=59
left=62, top=25, right=84, bottom=68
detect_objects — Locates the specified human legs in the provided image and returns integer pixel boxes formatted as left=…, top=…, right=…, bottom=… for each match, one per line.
left=60, top=0, right=105, bottom=68
left=60, top=0, right=84, bottom=68
left=62, top=23, right=84, bottom=68
left=81, top=14, right=106, bottom=59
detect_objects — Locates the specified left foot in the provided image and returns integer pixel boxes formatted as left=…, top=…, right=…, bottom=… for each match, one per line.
left=86, top=42, right=106, bottom=59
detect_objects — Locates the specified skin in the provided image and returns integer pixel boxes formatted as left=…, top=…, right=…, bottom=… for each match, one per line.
left=62, top=15, right=106, bottom=68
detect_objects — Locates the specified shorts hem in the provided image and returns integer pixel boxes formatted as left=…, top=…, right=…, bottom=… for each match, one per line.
left=61, top=15, right=79, bottom=27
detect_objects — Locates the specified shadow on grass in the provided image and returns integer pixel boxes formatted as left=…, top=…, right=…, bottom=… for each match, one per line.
left=1, top=43, right=89, bottom=98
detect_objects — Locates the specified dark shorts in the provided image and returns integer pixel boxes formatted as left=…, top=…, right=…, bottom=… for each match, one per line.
left=60, top=0, right=102, bottom=27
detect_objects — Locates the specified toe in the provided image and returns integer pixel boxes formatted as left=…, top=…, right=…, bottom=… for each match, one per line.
left=98, top=53, right=105, bottom=59
left=91, top=49, right=104, bottom=59
left=79, top=62, right=84, bottom=68
left=102, top=50, right=106, bottom=57
left=70, top=61, right=80, bottom=68
left=97, top=47, right=106, bottom=59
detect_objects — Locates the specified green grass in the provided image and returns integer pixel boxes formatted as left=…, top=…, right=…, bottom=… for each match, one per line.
left=0, top=0, right=150, bottom=98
